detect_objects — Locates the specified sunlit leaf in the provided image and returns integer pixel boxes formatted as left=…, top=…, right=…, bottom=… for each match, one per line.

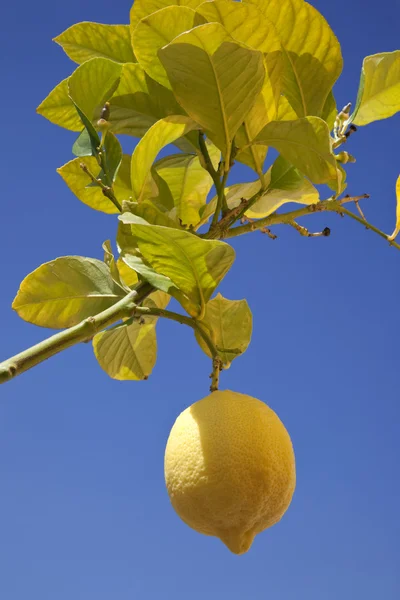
left=195, top=293, right=252, bottom=366
left=153, top=145, right=219, bottom=226
left=322, top=91, right=337, bottom=130
left=159, top=23, right=265, bottom=164
left=54, top=22, right=135, bottom=64
left=246, top=155, right=320, bottom=218
left=68, top=58, right=122, bottom=124
left=121, top=253, right=185, bottom=306
left=37, top=78, right=82, bottom=131
left=388, top=175, right=400, bottom=241
left=108, top=63, right=185, bottom=138
left=122, top=200, right=180, bottom=229
left=196, top=0, right=283, bottom=161
left=133, top=6, right=205, bottom=89
left=130, top=0, right=205, bottom=33
left=116, top=256, right=139, bottom=287
left=276, top=95, right=298, bottom=121
left=57, top=154, right=132, bottom=214
left=119, top=215, right=235, bottom=318
left=207, top=155, right=319, bottom=219
left=248, top=0, right=343, bottom=118
left=131, top=116, right=200, bottom=202
left=102, top=240, right=129, bottom=290
left=352, top=51, right=400, bottom=126
left=93, top=321, right=157, bottom=381
left=13, top=257, right=125, bottom=329
left=254, top=117, right=342, bottom=191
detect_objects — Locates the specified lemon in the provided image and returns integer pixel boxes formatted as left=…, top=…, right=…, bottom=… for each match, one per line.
left=164, top=390, right=296, bottom=554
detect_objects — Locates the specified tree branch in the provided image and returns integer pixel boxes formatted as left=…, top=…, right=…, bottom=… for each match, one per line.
left=0, top=283, right=153, bottom=385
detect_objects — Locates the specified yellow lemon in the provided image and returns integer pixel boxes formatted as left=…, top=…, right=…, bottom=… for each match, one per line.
left=164, top=390, right=296, bottom=555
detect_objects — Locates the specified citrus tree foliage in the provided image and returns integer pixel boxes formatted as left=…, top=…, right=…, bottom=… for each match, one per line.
left=1, top=0, right=400, bottom=386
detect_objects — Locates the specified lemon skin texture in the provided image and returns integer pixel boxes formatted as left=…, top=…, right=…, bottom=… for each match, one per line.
left=164, top=390, right=296, bottom=555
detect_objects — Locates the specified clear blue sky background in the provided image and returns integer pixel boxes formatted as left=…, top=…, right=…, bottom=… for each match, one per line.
left=0, top=1, right=399, bottom=598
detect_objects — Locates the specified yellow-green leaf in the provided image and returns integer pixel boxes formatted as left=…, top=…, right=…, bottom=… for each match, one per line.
left=130, top=0, right=205, bottom=33
left=131, top=116, right=200, bottom=202
left=208, top=156, right=319, bottom=219
left=254, top=117, right=342, bottom=191
left=93, top=321, right=157, bottom=380
left=352, top=51, right=400, bottom=126
left=54, top=22, right=135, bottom=64
left=196, top=0, right=281, bottom=55
left=322, top=91, right=337, bottom=130
left=119, top=215, right=235, bottom=318
left=153, top=145, right=219, bottom=226
left=13, top=257, right=125, bottom=329
left=68, top=58, right=122, bottom=123
left=159, top=23, right=265, bottom=164
left=102, top=240, right=129, bottom=291
left=248, top=0, right=343, bottom=118
left=276, top=94, right=298, bottom=121
left=388, top=175, right=400, bottom=241
left=195, top=293, right=252, bottom=366
left=122, top=252, right=181, bottom=298
left=133, top=6, right=205, bottom=89
left=122, top=200, right=181, bottom=229
left=143, top=290, right=171, bottom=312
left=246, top=155, right=319, bottom=218
left=196, top=1, right=283, bottom=173
left=57, top=154, right=132, bottom=214
left=116, top=257, right=139, bottom=287
left=37, top=78, right=82, bottom=131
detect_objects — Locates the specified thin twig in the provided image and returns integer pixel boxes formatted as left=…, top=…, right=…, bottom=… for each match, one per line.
left=80, top=162, right=122, bottom=212
left=209, top=357, right=223, bottom=392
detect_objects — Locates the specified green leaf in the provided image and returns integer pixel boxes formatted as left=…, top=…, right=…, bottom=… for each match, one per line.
left=72, top=128, right=95, bottom=157
left=93, top=321, right=157, bottom=381
left=119, top=215, right=235, bottom=318
left=68, top=58, right=122, bottom=124
left=131, top=116, right=200, bottom=202
left=254, top=117, right=342, bottom=192
left=195, top=293, right=252, bottom=367
left=130, top=0, right=205, bottom=33
left=153, top=145, right=219, bottom=226
left=37, top=78, right=82, bottom=131
left=352, top=51, right=400, bottom=126
left=57, top=154, right=132, bottom=214
left=248, top=0, right=343, bottom=118
left=54, top=22, right=136, bottom=64
left=103, top=132, right=123, bottom=183
left=133, top=6, right=205, bottom=89
left=13, top=257, right=125, bottom=329
left=72, top=103, right=101, bottom=158
left=388, top=175, right=400, bottom=241
left=159, top=23, right=265, bottom=164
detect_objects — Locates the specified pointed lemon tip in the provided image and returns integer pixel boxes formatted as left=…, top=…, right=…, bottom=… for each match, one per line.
left=219, top=529, right=255, bottom=555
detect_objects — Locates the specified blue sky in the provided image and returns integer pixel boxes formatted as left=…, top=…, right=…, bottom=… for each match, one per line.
left=0, top=1, right=399, bottom=598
